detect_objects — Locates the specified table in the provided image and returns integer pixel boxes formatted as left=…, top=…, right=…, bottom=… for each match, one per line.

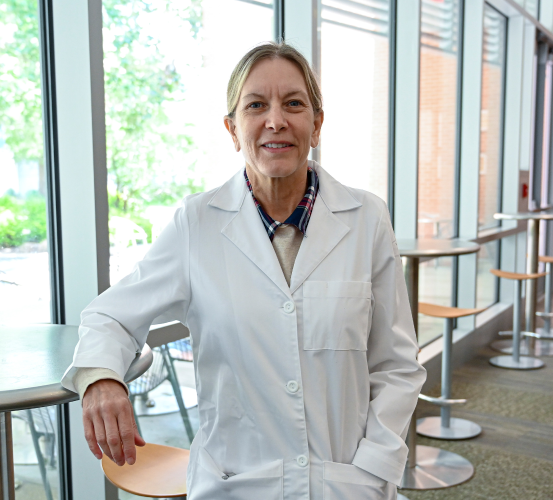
left=397, top=238, right=481, bottom=492
left=493, top=211, right=553, bottom=356
left=0, top=324, right=153, bottom=500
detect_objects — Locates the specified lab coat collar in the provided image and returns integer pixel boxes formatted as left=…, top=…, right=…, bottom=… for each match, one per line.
left=209, top=161, right=362, bottom=297
left=207, top=161, right=362, bottom=213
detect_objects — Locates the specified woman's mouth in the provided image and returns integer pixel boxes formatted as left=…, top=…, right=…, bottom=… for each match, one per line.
left=261, top=142, right=294, bottom=152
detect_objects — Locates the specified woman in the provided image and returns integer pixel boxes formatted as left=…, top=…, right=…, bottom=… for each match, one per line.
left=62, top=42, right=426, bottom=500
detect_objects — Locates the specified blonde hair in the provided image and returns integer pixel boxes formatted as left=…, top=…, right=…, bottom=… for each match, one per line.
left=226, top=42, right=323, bottom=118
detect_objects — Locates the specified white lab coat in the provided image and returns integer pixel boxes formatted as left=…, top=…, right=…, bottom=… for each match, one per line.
left=62, top=161, right=426, bottom=500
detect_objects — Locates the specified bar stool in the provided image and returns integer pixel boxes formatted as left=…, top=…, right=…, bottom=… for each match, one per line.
left=536, top=255, right=553, bottom=340
left=416, top=302, right=486, bottom=440
left=102, top=443, right=189, bottom=498
left=489, top=269, right=546, bottom=370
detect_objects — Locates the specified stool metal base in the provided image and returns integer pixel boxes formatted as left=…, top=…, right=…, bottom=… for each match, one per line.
left=416, top=417, right=482, bottom=440
left=490, top=338, right=553, bottom=356
left=401, top=445, right=474, bottom=490
left=489, top=355, right=544, bottom=370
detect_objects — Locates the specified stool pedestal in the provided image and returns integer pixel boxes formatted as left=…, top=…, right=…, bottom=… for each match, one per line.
left=490, top=278, right=544, bottom=370
left=417, top=315, right=482, bottom=440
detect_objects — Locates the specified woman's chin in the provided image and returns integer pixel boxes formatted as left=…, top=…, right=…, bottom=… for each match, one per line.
left=250, top=159, right=307, bottom=180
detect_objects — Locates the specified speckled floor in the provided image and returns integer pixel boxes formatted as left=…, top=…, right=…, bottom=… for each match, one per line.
left=402, top=344, right=553, bottom=500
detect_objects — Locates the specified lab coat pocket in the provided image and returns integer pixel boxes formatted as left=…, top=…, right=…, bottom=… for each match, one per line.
left=323, top=461, right=392, bottom=500
left=303, top=281, right=372, bottom=350
left=190, top=447, right=283, bottom=500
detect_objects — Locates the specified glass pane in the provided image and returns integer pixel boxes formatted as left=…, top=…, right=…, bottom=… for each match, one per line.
left=0, top=0, right=52, bottom=326
left=13, top=406, right=59, bottom=500
left=478, top=5, right=507, bottom=232
left=102, top=2, right=274, bottom=496
left=105, top=0, right=274, bottom=286
left=418, top=0, right=459, bottom=240
left=320, top=0, right=390, bottom=202
left=477, top=240, right=499, bottom=309
left=1, top=3, right=60, bottom=499
left=418, top=257, right=454, bottom=346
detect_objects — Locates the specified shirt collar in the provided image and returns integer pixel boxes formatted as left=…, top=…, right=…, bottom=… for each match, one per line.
left=244, top=167, right=319, bottom=241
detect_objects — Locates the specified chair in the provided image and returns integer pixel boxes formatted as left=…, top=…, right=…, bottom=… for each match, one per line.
left=129, top=347, right=194, bottom=443
left=102, top=443, right=189, bottom=498
left=13, top=407, right=56, bottom=500
left=488, top=269, right=546, bottom=370
left=166, top=337, right=193, bottom=379
left=416, top=303, right=486, bottom=440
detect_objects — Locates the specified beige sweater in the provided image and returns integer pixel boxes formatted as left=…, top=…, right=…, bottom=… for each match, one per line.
left=73, top=224, right=303, bottom=400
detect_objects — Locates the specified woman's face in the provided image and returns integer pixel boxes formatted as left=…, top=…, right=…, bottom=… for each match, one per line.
left=225, top=57, right=323, bottom=179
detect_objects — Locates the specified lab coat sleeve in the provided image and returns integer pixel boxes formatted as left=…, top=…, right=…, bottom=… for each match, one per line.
left=351, top=201, right=426, bottom=486
left=61, top=207, right=190, bottom=393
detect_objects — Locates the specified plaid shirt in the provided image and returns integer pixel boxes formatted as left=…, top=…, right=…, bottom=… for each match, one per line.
left=244, top=167, right=319, bottom=241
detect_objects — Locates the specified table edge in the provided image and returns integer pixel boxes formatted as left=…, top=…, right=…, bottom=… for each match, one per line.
left=0, top=345, right=153, bottom=412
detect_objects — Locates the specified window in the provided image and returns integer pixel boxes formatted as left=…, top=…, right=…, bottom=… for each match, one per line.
left=104, top=0, right=275, bottom=286
left=418, top=0, right=459, bottom=240
left=476, top=239, right=500, bottom=308
left=417, top=0, right=460, bottom=346
left=1, top=1, right=62, bottom=498
left=0, top=0, right=52, bottom=326
left=478, top=5, right=507, bottom=232
left=319, top=0, right=390, bottom=202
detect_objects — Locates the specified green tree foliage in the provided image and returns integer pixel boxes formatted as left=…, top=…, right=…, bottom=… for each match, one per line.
left=0, top=193, right=47, bottom=247
left=0, top=0, right=44, bottom=166
left=103, top=0, right=205, bottom=216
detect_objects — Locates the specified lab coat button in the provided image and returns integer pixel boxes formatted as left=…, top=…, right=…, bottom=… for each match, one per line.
left=283, top=301, right=295, bottom=313
left=286, top=380, right=299, bottom=393
left=297, top=455, right=308, bottom=467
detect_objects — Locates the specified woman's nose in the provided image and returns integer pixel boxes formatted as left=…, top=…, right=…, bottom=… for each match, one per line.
left=265, top=107, right=287, bottom=131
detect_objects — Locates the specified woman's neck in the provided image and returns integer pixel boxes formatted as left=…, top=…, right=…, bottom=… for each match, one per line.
left=246, top=163, right=309, bottom=223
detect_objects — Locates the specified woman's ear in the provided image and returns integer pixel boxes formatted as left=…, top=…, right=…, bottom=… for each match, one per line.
left=310, top=110, right=324, bottom=149
left=224, top=116, right=241, bottom=152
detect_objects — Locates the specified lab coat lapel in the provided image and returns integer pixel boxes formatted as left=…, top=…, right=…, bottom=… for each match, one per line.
left=220, top=183, right=292, bottom=298
left=289, top=163, right=362, bottom=294
left=288, top=196, right=349, bottom=294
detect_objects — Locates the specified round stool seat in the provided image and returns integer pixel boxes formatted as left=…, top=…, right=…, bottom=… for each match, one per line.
left=539, top=255, right=553, bottom=264
left=102, top=443, right=189, bottom=498
left=419, top=302, right=486, bottom=319
left=490, top=269, right=547, bottom=280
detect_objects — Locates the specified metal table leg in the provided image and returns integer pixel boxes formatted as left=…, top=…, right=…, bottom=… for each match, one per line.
left=401, top=257, right=474, bottom=490
left=0, top=411, right=15, bottom=500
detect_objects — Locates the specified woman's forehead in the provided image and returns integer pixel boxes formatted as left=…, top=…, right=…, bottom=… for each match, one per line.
left=241, top=58, right=307, bottom=96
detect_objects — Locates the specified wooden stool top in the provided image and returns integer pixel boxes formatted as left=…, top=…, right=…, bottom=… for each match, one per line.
left=419, top=302, right=486, bottom=319
left=102, top=443, right=189, bottom=498
left=490, top=269, right=547, bottom=281
left=539, top=255, right=553, bottom=264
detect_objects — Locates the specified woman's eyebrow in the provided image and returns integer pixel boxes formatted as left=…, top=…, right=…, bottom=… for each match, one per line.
left=242, top=90, right=308, bottom=101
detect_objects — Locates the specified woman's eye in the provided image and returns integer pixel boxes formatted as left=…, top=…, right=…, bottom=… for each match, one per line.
left=249, top=102, right=263, bottom=109
left=289, top=100, right=301, bottom=107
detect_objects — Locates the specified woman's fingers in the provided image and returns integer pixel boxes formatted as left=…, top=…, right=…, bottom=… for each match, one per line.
left=103, top=413, right=125, bottom=466
left=130, top=406, right=146, bottom=447
left=83, top=416, right=103, bottom=460
left=92, top=414, right=113, bottom=462
left=117, top=403, right=138, bottom=465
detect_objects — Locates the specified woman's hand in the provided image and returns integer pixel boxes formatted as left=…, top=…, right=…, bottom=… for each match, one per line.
left=82, top=379, right=145, bottom=466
